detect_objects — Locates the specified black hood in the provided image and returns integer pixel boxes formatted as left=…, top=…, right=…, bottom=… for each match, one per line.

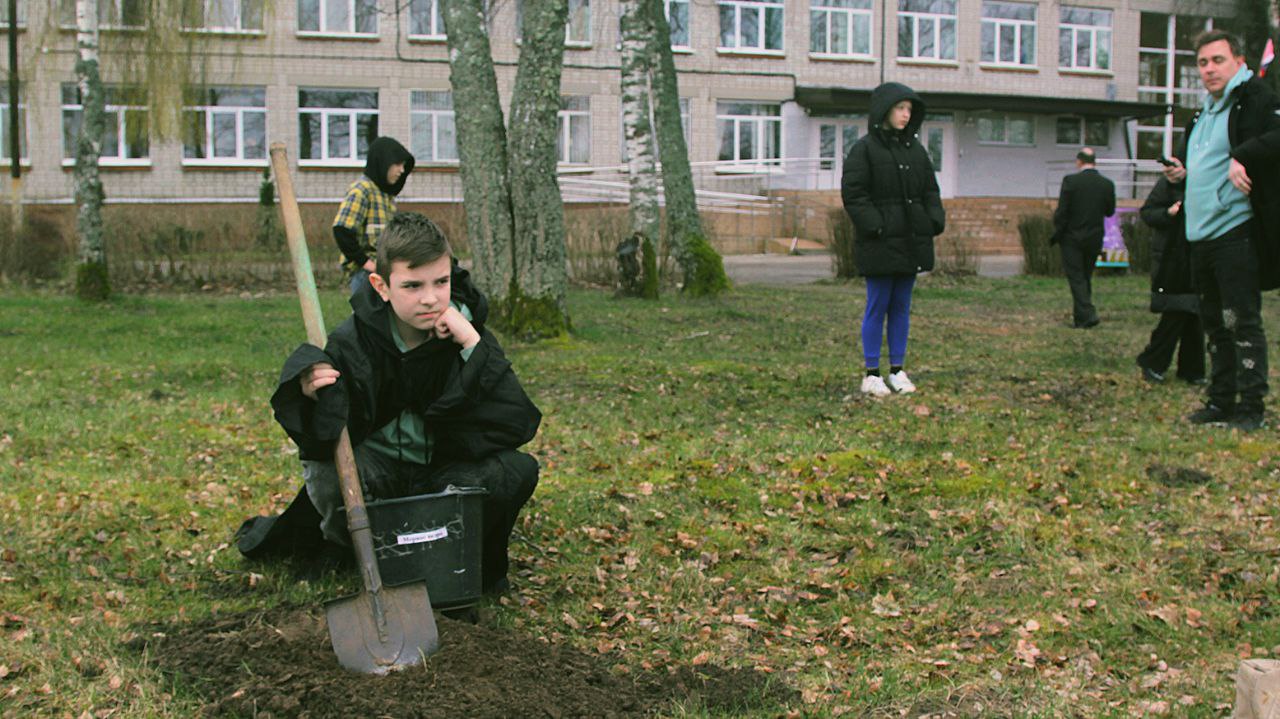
left=363, top=137, right=415, bottom=196
left=349, top=259, right=489, bottom=348
left=868, top=82, right=926, bottom=137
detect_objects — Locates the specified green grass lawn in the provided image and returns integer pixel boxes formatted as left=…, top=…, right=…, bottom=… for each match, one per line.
left=2, top=273, right=1279, bottom=717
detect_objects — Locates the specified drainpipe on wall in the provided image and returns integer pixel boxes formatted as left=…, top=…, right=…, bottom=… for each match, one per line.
left=879, top=0, right=888, bottom=85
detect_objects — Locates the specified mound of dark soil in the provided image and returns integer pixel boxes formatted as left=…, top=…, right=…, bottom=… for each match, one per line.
left=132, top=606, right=795, bottom=718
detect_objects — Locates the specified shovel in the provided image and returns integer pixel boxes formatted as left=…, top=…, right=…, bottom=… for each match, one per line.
left=269, top=143, right=440, bottom=674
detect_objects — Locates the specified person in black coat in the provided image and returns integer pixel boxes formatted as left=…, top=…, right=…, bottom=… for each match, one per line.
left=1052, top=147, right=1116, bottom=328
left=1135, top=178, right=1204, bottom=384
left=237, top=213, right=541, bottom=594
left=841, top=82, right=945, bottom=397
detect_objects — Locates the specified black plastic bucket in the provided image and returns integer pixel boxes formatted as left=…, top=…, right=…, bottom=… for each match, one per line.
left=360, top=486, right=487, bottom=608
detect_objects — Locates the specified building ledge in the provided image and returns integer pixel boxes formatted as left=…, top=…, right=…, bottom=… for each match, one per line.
left=794, top=86, right=1163, bottom=119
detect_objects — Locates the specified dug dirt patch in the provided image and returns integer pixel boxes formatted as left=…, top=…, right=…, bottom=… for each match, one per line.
left=134, top=606, right=795, bottom=718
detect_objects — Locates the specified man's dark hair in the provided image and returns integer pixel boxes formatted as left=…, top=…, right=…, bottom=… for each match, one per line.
left=376, top=212, right=452, bottom=278
left=1076, top=148, right=1096, bottom=164
left=1193, top=29, right=1244, bottom=58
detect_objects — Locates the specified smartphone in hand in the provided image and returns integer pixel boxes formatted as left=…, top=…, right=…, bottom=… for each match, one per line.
left=1157, top=156, right=1177, bottom=167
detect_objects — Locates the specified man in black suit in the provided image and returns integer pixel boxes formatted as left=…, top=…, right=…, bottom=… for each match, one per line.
left=1053, top=147, right=1116, bottom=328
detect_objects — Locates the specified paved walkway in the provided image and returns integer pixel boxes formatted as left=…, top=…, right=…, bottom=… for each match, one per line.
left=722, top=253, right=1023, bottom=286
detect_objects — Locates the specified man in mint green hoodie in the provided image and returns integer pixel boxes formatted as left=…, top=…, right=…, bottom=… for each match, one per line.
left=1163, top=29, right=1280, bottom=432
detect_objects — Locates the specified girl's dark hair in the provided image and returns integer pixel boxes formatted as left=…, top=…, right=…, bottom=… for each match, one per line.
left=376, top=212, right=452, bottom=277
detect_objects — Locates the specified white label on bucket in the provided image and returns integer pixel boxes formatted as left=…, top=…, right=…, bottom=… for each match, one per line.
left=397, top=527, right=449, bottom=545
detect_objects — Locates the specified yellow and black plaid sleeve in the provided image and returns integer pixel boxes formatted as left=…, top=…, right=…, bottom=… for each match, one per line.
left=334, top=180, right=370, bottom=233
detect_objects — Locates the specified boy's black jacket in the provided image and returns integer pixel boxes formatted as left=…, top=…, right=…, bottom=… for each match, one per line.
left=271, top=262, right=541, bottom=463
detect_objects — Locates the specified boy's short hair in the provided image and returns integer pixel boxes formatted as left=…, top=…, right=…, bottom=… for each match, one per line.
left=1193, top=29, right=1244, bottom=58
left=376, top=212, right=452, bottom=277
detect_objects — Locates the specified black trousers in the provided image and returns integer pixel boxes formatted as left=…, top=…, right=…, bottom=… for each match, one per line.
left=1060, top=236, right=1103, bottom=325
left=304, top=447, right=539, bottom=591
left=1189, top=230, right=1268, bottom=414
left=1137, top=311, right=1205, bottom=381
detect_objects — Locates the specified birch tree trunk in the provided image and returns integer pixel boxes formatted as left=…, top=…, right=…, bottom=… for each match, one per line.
left=618, top=0, right=660, bottom=298
left=647, top=0, right=728, bottom=296
left=505, top=0, right=571, bottom=337
left=74, top=0, right=108, bottom=300
left=440, top=0, right=515, bottom=304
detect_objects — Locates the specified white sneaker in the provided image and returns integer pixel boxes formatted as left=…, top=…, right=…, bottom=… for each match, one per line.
left=887, top=370, right=916, bottom=394
left=861, top=374, right=891, bottom=397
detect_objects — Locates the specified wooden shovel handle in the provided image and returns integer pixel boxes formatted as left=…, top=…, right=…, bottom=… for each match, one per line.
left=269, top=143, right=384, bottom=596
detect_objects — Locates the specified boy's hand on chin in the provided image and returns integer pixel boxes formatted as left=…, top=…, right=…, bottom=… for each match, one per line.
left=433, top=307, right=480, bottom=349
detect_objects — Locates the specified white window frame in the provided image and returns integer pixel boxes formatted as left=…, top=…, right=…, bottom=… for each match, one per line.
left=716, top=100, right=783, bottom=168
left=297, top=88, right=379, bottom=167
left=1059, top=6, right=1111, bottom=71
left=566, top=0, right=591, bottom=46
left=817, top=120, right=861, bottom=169
left=59, top=0, right=146, bottom=29
left=410, top=90, right=459, bottom=164
left=182, top=87, right=268, bottom=167
left=1137, top=13, right=1218, bottom=159
left=980, top=0, right=1036, bottom=67
left=61, top=84, right=151, bottom=167
left=976, top=113, right=1035, bottom=146
left=1, top=1, right=26, bottom=28
left=185, top=0, right=265, bottom=33
left=898, top=0, right=957, bottom=61
left=0, top=91, right=28, bottom=164
left=718, top=0, right=786, bottom=54
left=558, top=96, right=591, bottom=165
left=296, top=0, right=379, bottom=37
left=810, top=0, right=873, bottom=59
left=408, top=0, right=446, bottom=39
left=666, top=0, right=691, bottom=50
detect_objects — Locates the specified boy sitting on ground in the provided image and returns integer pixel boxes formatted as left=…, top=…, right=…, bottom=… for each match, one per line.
left=237, top=212, right=541, bottom=595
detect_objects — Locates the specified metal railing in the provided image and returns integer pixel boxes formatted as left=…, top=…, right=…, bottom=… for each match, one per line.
left=1044, top=158, right=1166, bottom=201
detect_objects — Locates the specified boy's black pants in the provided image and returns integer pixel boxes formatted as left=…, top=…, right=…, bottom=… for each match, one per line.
left=303, top=446, right=539, bottom=592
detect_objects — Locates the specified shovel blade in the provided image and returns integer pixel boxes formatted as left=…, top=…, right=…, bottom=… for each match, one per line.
left=325, top=581, right=439, bottom=674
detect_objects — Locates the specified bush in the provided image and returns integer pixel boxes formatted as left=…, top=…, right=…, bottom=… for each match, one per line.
left=935, top=232, right=978, bottom=276
left=0, top=209, right=72, bottom=283
left=1018, top=214, right=1062, bottom=276
left=1121, top=217, right=1154, bottom=275
left=828, top=207, right=857, bottom=279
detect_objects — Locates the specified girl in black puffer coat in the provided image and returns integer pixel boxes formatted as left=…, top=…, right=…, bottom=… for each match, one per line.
left=1135, top=177, right=1204, bottom=384
left=841, top=82, right=945, bottom=397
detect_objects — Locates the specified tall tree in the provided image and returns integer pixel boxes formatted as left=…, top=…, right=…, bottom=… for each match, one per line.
left=73, top=0, right=108, bottom=301
left=439, top=0, right=516, bottom=302
left=618, top=0, right=660, bottom=298
left=646, top=0, right=728, bottom=296
left=506, top=0, right=571, bottom=334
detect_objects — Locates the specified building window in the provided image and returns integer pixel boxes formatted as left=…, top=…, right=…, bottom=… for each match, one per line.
left=409, top=0, right=445, bottom=38
left=410, top=91, right=458, bottom=163
left=1055, top=116, right=1109, bottom=146
left=558, top=96, right=591, bottom=164
left=818, top=123, right=859, bottom=169
left=981, top=1, right=1035, bottom=66
left=1137, top=12, right=1224, bottom=160
left=61, top=84, right=150, bottom=164
left=621, top=97, right=691, bottom=162
left=186, top=0, right=264, bottom=31
left=667, top=0, right=691, bottom=48
left=718, top=0, right=785, bottom=53
left=297, top=0, right=378, bottom=34
left=716, top=101, right=782, bottom=163
left=810, top=0, right=873, bottom=57
left=977, top=113, right=1034, bottom=145
left=0, top=87, right=27, bottom=162
left=59, top=0, right=146, bottom=29
left=1, top=1, right=26, bottom=27
left=298, top=88, right=379, bottom=164
left=1059, top=6, right=1111, bottom=70
left=898, top=0, right=956, bottom=61
left=183, top=87, right=267, bottom=164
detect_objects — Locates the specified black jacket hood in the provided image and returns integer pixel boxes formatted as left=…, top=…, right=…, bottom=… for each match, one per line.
left=869, top=82, right=926, bottom=138
left=349, top=259, right=489, bottom=347
left=364, top=137, right=415, bottom=196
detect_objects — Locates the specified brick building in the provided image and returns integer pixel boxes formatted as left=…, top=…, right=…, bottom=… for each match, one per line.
left=0, top=0, right=1244, bottom=251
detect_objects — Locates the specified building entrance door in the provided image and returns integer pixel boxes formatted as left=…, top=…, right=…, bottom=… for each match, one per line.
left=922, top=116, right=957, bottom=199
left=816, top=120, right=862, bottom=190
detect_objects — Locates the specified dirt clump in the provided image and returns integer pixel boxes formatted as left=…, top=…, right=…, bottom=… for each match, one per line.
left=133, top=606, right=794, bottom=717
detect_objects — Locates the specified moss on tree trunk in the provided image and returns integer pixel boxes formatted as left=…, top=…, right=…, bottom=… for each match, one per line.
left=73, top=0, right=108, bottom=301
